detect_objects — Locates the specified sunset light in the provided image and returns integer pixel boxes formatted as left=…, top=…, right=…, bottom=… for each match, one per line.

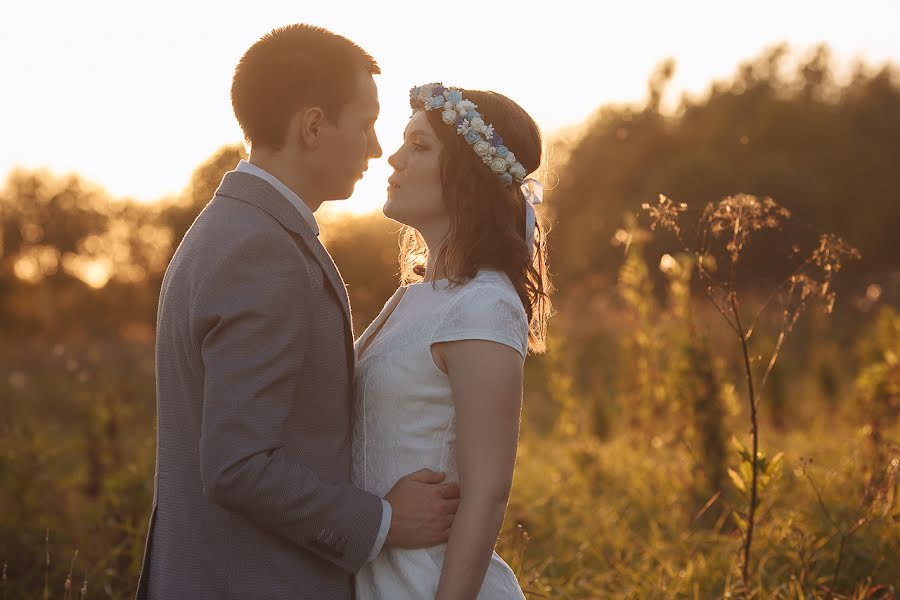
left=4, top=1, right=900, bottom=596
left=3, top=0, right=899, bottom=213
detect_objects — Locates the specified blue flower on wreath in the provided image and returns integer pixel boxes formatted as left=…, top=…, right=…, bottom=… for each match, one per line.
left=431, top=95, right=445, bottom=109
left=495, top=145, right=509, bottom=158
left=500, top=172, right=513, bottom=185
left=463, top=129, right=480, bottom=144
left=447, top=90, right=463, bottom=104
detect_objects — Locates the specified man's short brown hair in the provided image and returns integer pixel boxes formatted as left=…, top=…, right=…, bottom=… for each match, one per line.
left=231, top=24, right=380, bottom=150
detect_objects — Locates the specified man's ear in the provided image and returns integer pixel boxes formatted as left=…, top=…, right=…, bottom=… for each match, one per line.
left=297, top=107, right=327, bottom=149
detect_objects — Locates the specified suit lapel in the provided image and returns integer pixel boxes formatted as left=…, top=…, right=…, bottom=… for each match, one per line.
left=301, top=230, right=354, bottom=338
left=214, top=171, right=354, bottom=338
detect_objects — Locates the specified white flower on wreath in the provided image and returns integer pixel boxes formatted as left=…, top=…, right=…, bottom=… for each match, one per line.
left=489, top=157, right=508, bottom=173
left=473, top=140, right=491, bottom=157
left=442, top=109, right=457, bottom=124
left=470, top=117, right=485, bottom=132
left=457, top=100, right=476, bottom=114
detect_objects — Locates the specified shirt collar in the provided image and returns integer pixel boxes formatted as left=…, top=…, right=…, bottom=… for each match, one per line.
left=235, top=160, right=319, bottom=236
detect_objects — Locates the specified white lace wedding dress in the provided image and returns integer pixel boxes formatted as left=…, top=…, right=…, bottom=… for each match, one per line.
left=352, top=269, right=528, bottom=600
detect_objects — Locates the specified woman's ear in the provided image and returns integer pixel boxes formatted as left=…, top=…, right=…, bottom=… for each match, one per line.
left=297, top=107, right=326, bottom=149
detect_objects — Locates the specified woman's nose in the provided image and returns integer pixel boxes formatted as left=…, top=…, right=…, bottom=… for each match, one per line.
left=387, top=148, right=403, bottom=170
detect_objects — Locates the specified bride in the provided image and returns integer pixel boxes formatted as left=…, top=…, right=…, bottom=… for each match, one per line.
left=352, top=83, right=552, bottom=599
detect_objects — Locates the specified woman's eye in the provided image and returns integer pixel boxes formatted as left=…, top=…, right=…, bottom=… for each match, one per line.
left=413, top=143, right=427, bottom=152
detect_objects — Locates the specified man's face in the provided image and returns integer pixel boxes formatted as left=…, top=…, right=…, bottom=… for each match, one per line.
left=316, top=71, right=382, bottom=201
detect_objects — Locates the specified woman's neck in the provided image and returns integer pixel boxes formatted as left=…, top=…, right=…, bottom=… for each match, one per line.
left=418, top=221, right=451, bottom=282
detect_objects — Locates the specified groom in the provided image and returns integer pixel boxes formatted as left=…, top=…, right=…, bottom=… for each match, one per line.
left=136, top=25, right=460, bottom=599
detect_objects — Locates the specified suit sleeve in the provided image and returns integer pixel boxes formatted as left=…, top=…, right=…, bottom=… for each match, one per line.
left=192, top=229, right=384, bottom=573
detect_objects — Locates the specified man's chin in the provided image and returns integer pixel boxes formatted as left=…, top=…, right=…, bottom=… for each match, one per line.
left=342, top=174, right=366, bottom=197
left=325, top=182, right=358, bottom=202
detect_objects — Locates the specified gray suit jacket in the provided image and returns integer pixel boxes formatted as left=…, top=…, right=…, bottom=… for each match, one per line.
left=135, top=171, right=383, bottom=599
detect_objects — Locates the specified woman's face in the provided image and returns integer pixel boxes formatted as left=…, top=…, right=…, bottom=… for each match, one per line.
left=383, top=110, right=447, bottom=229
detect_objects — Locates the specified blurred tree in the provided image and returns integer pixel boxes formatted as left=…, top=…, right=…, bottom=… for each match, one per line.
left=3, top=43, right=899, bottom=340
left=160, top=143, right=246, bottom=249
left=0, top=170, right=110, bottom=334
left=547, top=43, right=900, bottom=295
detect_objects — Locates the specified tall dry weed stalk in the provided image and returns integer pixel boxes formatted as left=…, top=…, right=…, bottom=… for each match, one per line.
left=643, top=193, right=860, bottom=589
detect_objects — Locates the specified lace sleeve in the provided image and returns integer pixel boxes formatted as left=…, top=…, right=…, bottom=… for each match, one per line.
left=431, top=284, right=529, bottom=359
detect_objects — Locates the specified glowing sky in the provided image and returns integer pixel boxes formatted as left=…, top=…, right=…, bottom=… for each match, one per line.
left=2, top=0, right=899, bottom=213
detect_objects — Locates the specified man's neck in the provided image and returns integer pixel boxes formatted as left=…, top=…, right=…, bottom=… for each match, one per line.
left=247, top=152, right=323, bottom=212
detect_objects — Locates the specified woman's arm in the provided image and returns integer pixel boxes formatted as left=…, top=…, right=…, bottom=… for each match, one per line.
left=431, top=338, right=524, bottom=600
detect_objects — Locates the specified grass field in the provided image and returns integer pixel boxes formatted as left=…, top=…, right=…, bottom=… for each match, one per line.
left=2, top=278, right=898, bottom=599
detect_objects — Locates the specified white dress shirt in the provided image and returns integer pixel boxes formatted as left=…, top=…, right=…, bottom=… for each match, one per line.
left=234, top=159, right=393, bottom=563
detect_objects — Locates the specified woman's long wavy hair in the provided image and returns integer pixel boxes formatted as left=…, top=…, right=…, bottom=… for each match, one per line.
left=399, top=88, right=552, bottom=353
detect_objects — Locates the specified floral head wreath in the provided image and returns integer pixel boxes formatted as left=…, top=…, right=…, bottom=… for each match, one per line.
left=410, top=82, right=544, bottom=256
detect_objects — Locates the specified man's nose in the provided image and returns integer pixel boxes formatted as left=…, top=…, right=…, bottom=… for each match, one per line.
left=369, top=134, right=383, bottom=160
